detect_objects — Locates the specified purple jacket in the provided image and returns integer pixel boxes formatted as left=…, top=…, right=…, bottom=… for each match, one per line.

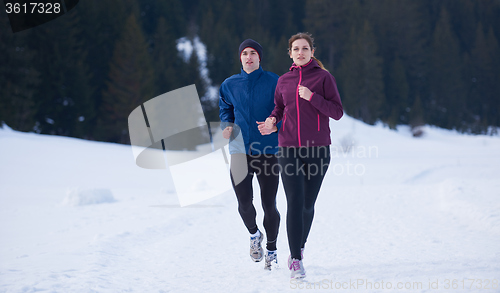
left=270, top=59, right=343, bottom=147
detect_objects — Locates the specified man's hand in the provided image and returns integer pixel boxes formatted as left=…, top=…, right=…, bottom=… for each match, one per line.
left=222, top=126, right=233, bottom=139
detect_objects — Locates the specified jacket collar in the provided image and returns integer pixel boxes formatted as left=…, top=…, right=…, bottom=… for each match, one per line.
left=289, top=59, right=318, bottom=72
left=240, top=66, right=263, bottom=79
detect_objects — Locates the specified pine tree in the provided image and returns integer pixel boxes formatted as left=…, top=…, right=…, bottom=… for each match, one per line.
left=485, top=27, right=500, bottom=128
left=267, top=0, right=302, bottom=41
left=77, top=0, right=141, bottom=138
left=304, top=0, right=359, bottom=72
left=394, top=0, right=432, bottom=124
left=162, top=40, right=211, bottom=151
left=445, top=0, right=477, bottom=53
left=199, top=2, right=240, bottom=84
left=136, top=0, right=185, bottom=37
left=385, top=56, right=409, bottom=128
left=429, top=7, right=468, bottom=130
left=469, top=23, right=488, bottom=130
left=263, top=35, right=290, bottom=76
left=185, top=39, right=207, bottom=103
left=59, top=9, right=94, bottom=139
left=152, top=17, right=181, bottom=96
left=471, top=24, right=500, bottom=129
left=98, top=14, right=155, bottom=143
left=0, top=15, right=40, bottom=131
left=25, top=7, right=92, bottom=137
left=409, top=94, right=425, bottom=137
left=363, top=0, right=431, bottom=127
left=337, top=21, right=385, bottom=124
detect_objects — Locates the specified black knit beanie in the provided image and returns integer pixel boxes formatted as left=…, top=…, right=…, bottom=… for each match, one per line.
left=239, top=39, right=263, bottom=61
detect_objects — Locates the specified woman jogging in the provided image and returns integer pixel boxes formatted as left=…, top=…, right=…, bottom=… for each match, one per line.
left=259, top=32, right=343, bottom=279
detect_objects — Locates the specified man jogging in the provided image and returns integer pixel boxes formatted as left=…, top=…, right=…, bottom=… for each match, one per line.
left=219, top=39, right=281, bottom=270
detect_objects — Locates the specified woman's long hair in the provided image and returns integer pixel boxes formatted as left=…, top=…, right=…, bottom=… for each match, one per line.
left=288, top=32, right=327, bottom=71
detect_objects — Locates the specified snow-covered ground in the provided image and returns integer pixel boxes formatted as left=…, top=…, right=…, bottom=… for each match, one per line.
left=1, top=116, right=499, bottom=292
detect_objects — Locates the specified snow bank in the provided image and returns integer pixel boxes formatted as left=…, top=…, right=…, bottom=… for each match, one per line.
left=62, top=187, right=116, bottom=206
left=0, top=122, right=13, bottom=131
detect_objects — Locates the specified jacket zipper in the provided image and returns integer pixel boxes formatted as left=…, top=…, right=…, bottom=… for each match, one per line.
left=317, top=114, right=320, bottom=131
left=283, top=113, right=286, bottom=132
left=296, top=67, right=302, bottom=147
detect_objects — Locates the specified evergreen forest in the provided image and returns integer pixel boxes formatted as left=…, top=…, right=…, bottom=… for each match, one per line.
left=1, top=0, right=499, bottom=144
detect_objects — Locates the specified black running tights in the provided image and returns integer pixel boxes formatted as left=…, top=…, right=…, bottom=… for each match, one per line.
left=230, top=154, right=280, bottom=251
left=278, top=146, right=330, bottom=260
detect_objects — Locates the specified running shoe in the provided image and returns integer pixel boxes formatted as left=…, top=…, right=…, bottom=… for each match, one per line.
left=250, top=230, right=264, bottom=262
left=290, top=258, right=306, bottom=279
left=264, top=250, right=278, bottom=270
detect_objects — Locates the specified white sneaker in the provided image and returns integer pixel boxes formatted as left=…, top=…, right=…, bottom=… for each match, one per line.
left=250, top=231, right=264, bottom=262
left=290, top=258, right=306, bottom=279
left=288, top=248, right=304, bottom=269
left=264, top=250, right=278, bottom=270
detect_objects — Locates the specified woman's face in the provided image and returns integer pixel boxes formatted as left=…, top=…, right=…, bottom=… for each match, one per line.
left=290, top=38, right=314, bottom=66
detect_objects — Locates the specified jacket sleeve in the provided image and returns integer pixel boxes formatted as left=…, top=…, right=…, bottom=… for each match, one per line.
left=219, top=83, right=235, bottom=129
left=269, top=84, right=284, bottom=122
left=308, top=74, right=343, bottom=120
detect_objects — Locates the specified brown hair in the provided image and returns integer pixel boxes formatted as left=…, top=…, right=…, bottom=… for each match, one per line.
left=288, top=32, right=327, bottom=71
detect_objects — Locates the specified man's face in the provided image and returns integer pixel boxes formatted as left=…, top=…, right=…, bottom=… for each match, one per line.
left=241, top=47, right=260, bottom=73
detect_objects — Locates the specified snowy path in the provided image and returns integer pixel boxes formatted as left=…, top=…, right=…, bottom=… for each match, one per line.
left=1, top=117, right=499, bottom=292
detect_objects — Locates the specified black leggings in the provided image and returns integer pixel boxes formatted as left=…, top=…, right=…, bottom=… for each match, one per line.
left=230, top=154, right=280, bottom=250
left=278, top=146, right=330, bottom=260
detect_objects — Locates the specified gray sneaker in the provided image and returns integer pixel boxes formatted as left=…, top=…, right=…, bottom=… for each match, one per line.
left=250, top=231, right=264, bottom=262
left=264, top=250, right=278, bottom=270
left=290, top=258, right=306, bottom=279
left=288, top=248, right=304, bottom=269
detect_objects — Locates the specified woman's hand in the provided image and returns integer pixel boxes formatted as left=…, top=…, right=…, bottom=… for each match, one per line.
left=222, top=126, right=233, bottom=139
left=257, top=118, right=277, bottom=135
left=265, top=117, right=276, bottom=129
left=298, top=85, right=313, bottom=101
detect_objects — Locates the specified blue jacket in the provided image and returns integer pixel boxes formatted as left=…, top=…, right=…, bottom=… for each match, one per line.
left=219, top=66, right=280, bottom=155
